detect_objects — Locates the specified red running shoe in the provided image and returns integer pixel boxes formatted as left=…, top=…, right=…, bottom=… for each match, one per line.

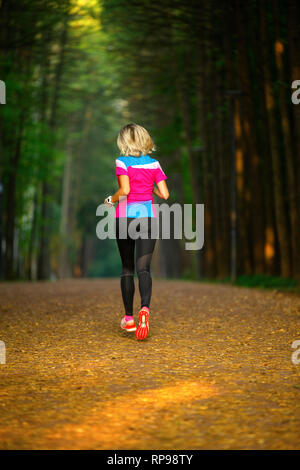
left=135, top=308, right=149, bottom=340
left=120, top=317, right=136, bottom=332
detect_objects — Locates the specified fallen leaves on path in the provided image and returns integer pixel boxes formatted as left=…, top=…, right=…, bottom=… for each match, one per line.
left=0, top=279, right=299, bottom=449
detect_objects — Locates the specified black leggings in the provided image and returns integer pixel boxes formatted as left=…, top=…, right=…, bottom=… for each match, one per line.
left=115, top=217, right=158, bottom=315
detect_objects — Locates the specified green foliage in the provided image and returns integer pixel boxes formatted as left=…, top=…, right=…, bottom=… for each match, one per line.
left=88, top=238, right=121, bottom=277
left=233, top=274, right=298, bottom=291
left=196, top=274, right=299, bottom=292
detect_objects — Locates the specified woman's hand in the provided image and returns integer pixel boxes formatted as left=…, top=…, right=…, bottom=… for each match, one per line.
left=104, top=196, right=114, bottom=206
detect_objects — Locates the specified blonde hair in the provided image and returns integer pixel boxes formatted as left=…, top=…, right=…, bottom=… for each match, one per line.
left=117, top=123, right=156, bottom=157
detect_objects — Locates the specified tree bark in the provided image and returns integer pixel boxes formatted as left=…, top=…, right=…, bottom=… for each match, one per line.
left=4, top=102, right=27, bottom=279
left=236, top=0, right=265, bottom=274
left=273, top=0, right=300, bottom=279
left=38, top=17, right=69, bottom=279
left=259, top=1, right=291, bottom=277
left=287, top=0, right=300, bottom=211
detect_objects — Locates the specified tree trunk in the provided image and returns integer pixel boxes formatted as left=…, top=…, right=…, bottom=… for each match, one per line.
left=194, top=1, right=217, bottom=278
left=4, top=106, right=26, bottom=279
left=236, top=0, right=265, bottom=274
left=287, top=0, right=300, bottom=211
left=27, top=187, right=39, bottom=280
left=38, top=17, right=69, bottom=279
left=273, top=0, right=300, bottom=279
left=260, top=1, right=291, bottom=277
left=58, top=129, right=73, bottom=279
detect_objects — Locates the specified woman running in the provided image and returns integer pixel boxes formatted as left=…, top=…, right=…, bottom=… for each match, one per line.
left=104, top=123, right=169, bottom=340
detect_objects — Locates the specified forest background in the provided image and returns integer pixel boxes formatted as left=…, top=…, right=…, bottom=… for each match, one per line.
left=0, top=0, right=299, bottom=290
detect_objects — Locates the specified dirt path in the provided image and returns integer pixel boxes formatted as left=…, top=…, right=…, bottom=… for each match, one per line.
left=0, top=278, right=299, bottom=449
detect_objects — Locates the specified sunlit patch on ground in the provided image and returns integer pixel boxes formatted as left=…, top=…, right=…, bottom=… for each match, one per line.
left=44, top=380, right=219, bottom=449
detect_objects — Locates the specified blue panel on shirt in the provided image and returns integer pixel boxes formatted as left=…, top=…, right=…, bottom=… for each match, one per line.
left=117, top=154, right=157, bottom=169
left=127, top=200, right=154, bottom=218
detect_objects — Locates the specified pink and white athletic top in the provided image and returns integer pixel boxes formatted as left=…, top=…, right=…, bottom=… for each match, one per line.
left=115, top=154, right=167, bottom=218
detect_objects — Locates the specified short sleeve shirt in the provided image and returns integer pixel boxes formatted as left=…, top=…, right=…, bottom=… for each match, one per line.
left=115, top=154, right=167, bottom=218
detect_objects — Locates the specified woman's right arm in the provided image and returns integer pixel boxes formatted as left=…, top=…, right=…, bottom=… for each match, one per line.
left=104, top=175, right=130, bottom=206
